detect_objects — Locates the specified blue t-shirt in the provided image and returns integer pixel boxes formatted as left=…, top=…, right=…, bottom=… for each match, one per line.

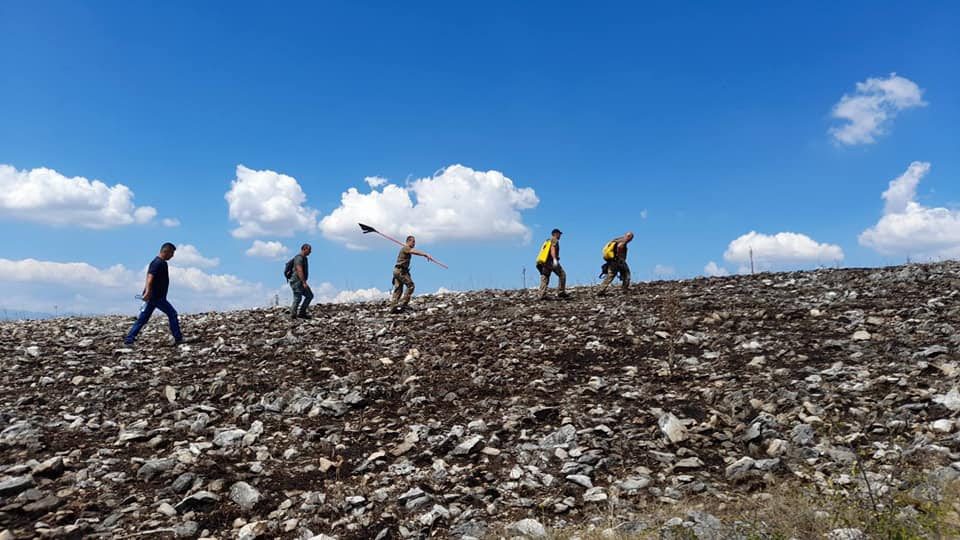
left=148, top=256, right=170, bottom=300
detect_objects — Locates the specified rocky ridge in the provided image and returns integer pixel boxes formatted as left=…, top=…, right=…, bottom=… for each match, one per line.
left=1, top=262, right=959, bottom=538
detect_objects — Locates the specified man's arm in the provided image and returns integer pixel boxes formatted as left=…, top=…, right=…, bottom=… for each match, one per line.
left=410, top=249, right=436, bottom=263
left=142, top=273, right=155, bottom=301
left=550, top=242, right=559, bottom=265
left=295, top=263, right=309, bottom=289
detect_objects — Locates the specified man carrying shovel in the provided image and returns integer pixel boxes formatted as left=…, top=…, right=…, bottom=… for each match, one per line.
left=358, top=224, right=446, bottom=313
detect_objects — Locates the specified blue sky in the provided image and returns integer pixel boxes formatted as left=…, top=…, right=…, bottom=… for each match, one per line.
left=1, top=1, right=958, bottom=314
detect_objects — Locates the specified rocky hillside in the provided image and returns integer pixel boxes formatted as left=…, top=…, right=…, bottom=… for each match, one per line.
left=2, top=262, right=960, bottom=539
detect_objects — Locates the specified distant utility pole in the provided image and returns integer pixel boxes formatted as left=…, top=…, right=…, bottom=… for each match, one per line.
left=749, top=248, right=755, bottom=275
left=522, top=267, right=526, bottom=289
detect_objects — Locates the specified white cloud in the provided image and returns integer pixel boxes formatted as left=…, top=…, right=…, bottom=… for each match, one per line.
left=435, top=287, right=457, bottom=295
left=724, top=231, right=844, bottom=267
left=246, top=240, right=290, bottom=259
left=225, top=165, right=319, bottom=239
left=320, top=164, right=539, bottom=249
left=0, top=258, right=136, bottom=288
left=0, top=257, right=268, bottom=314
left=162, top=218, right=181, bottom=227
left=859, top=162, right=960, bottom=257
left=310, top=282, right=389, bottom=304
left=640, top=209, right=648, bottom=220
left=829, top=73, right=926, bottom=145
left=0, top=163, right=160, bottom=229
left=169, top=266, right=263, bottom=300
left=365, top=176, right=388, bottom=188
left=704, top=261, right=729, bottom=277
left=653, top=264, right=675, bottom=278
left=170, top=244, right=219, bottom=268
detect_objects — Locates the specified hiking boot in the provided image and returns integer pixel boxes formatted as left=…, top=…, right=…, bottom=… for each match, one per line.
left=597, top=290, right=608, bottom=297
left=298, top=312, right=312, bottom=320
left=558, top=292, right=569, bottom=299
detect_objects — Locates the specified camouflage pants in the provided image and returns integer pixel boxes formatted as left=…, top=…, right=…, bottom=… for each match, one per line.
left=390, top=267, right=414, bottom=307
left=537, top=263, right=566, bottom=298
left=599, top=260, right=631, bottom=293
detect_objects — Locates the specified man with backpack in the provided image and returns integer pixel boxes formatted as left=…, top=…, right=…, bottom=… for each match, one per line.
left=598, top=231, right=634, bottom=296
left=536, top=228, right=567, bottom=300
left=285, top=243, right=313, bottom=319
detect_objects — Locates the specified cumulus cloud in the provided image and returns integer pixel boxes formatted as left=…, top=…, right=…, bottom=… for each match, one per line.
left=724, top=231, right=844, bottom=267
left=653, top=264, right=675, bottom=278
left=0, top=257, right=268, bottom=314
left=0, top=258, right=136, bottom=288
left=0, top=164, right=160, bottom=229
left=859, top=162, right=960, bottom=257
left=170, top=244, right=219, bottom=268
left=311, top=282, right=389, bottom=304
left=365, top=176, right=388, bottom=188
left=829, top=73, right=926, bottom=145
left=320, top=164, right=539, bottom=249
left=245, top=240, right=290, bottom=259
left=225, top=165, right=319, bottom=239
left=704, top=261, right=729, bottom=277
left=162, top=218, right=181, bottom=227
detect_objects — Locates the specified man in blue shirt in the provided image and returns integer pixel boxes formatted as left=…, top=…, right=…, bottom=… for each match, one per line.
left=124, top=242, right=183, bottom=345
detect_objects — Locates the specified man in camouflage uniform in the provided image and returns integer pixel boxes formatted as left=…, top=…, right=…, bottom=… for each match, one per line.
left=537, top=228, right=568, bottom=300
left=390, top=235, right=438, bottom=313
left=598, top=231, right=634, bottom=296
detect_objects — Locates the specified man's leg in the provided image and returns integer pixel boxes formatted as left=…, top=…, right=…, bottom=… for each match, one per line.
left=399, top=273, right=415, bottom=307
left=154, top=299, right=183, bottom=342
left=537, top=270, right=550, bottom=299
left=621, top=262, right=631, bottom=291
left=557, top=265, right=567, bottom=294
left=290, top=281, right=303, bottom=317
left=599, top=264, right=617, bottom=294
left=299, top=287, right=314, bottom=316
left=125, top=301, right=157, bottom=344
left=390, top=270, right=403, bottom=308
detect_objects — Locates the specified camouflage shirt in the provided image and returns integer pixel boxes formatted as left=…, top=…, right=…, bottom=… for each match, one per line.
left=395, top=246, right=413, bottom=270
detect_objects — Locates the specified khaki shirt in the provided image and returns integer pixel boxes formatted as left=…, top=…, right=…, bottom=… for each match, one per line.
left=395, top=246, right=413, bottom=270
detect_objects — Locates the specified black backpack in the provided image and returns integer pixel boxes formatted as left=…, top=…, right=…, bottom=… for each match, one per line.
left=283, top=258, right=296, bottom=280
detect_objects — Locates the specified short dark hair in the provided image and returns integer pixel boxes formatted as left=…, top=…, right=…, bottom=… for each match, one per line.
left=160, top=242, right=176, bottom=252
left=301, top=243, right=311, bottom=251
left=406, top=235, right=415, bottom=242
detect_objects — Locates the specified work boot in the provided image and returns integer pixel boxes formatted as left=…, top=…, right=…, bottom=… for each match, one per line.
left=298, top=312, right=312, bottom=320
left=558, top=292, right=569, bottom=299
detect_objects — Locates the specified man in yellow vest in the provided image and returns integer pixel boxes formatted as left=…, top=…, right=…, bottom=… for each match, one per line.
left=536, top=228, right=567, bottom=300
left=598, top=231, right=634, bottom=296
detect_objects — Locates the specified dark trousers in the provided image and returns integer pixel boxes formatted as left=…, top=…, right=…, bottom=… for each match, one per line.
left=125, top=298, right=182, bottom=343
